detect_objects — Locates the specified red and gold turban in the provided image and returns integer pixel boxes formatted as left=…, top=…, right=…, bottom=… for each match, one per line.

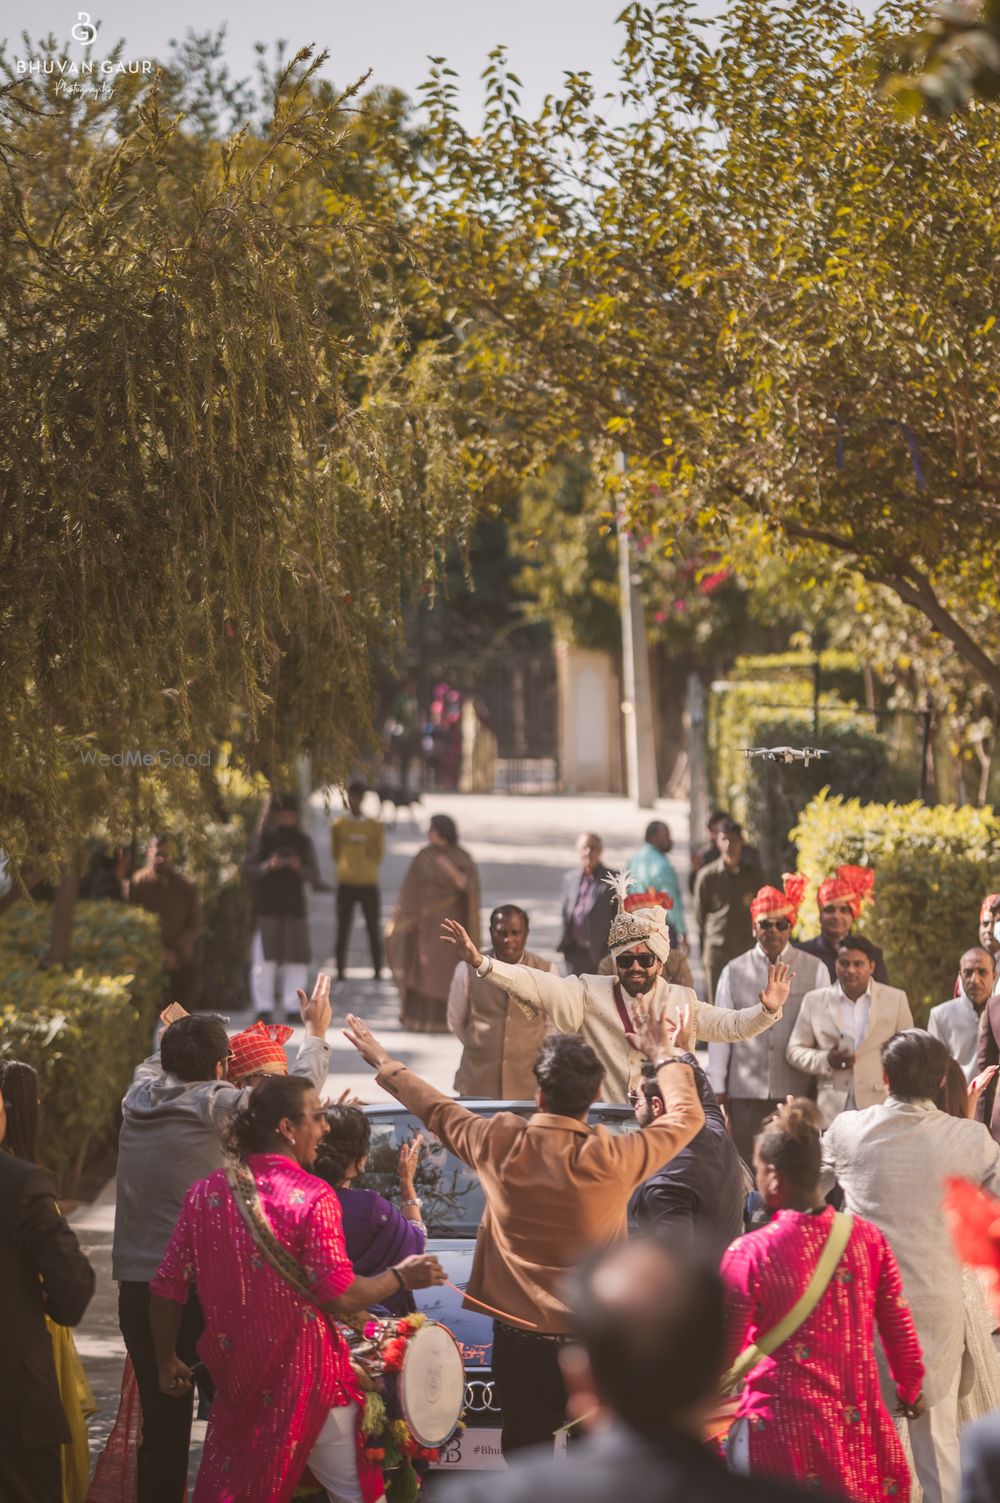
left=980, top=894, right=1000, bottom=926
left=751, top=874, right=807, bottom=927
left=816, top=865, right=875, bottom=919
left=227, top=1020, right=293, bottom=1084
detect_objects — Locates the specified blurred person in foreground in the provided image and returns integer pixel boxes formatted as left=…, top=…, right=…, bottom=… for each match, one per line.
left=461, top=1238, right=832, bottom=1503
left=343, top=1002, right=705, bottom=1456
left=0, top=1062, right=95, bottom=1503
left=941, top=1175, right=1000, bottom=1502
left=150, top=1076, right=445, bottom=1503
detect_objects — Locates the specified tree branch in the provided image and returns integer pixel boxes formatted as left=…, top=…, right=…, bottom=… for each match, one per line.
left=780, top=518, right=1000, bottom=700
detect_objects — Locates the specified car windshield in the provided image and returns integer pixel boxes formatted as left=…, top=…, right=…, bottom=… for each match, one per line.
left=356, top=1106, right=639, bottom=1237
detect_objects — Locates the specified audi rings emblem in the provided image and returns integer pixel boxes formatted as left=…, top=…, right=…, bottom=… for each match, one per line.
left=464, top=1378, right=499, bottom=1412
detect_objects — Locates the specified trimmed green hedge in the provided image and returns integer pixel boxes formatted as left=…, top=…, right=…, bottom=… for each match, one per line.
left=791, top=791, right=1000, bottom=1023
left=709, top=678, right=890, bottom=879
left=0, top=901, right=162, bottom=1191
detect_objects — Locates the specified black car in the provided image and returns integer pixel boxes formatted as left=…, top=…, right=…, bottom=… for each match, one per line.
left=355, top=1099, right=638, bottom=1478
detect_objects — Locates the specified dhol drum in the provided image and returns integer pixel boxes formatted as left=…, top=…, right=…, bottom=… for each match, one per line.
left=336, top=1313, right=465, bottom=1447
left=397, top=1321, right=465, bottom=1448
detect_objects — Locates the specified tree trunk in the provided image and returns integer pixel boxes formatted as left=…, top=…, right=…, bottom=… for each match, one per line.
left=46, top=865, right=79, bottom=968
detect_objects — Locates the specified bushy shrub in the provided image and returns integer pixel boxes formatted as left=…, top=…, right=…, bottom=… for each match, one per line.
left=0, top=901, right=162, bottom=1191
left=709, top=678, right=890, bottom=879
left=791, top=792, right=1000, bottom=1022
left=0, top=971, right=141, bottom=1189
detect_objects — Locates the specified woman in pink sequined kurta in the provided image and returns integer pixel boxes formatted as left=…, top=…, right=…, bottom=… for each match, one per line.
left=149, top=1078, right=413, bottom=1503
left=721, top=1101, right=924, bottom=1501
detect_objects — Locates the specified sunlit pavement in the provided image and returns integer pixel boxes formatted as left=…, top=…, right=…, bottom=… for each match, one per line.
left=75, top=788, right=694, bottom=1476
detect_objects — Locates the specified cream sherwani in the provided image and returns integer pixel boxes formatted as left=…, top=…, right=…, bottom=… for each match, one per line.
left=484, top=958, right=780, bottom=1104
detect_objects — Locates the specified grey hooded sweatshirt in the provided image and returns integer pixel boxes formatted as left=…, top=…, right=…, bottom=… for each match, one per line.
left=112, top=1034, right=329, bottom=1282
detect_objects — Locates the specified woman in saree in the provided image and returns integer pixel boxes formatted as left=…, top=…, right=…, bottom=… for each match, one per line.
left=149, top=1076, right=445, bottom=1503
left=721, top=1098, right=925, bottom=1501
left=387, top=813, right=480, bottom=1033
left=312, top=1106, right=426, bottom=1317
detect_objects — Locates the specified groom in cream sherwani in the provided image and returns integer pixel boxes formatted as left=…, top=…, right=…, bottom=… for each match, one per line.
left=442, top=874, right=790, bottom=1105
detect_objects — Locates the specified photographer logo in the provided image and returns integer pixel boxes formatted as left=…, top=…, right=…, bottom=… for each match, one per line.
left=71, top=12, right=96, bottom=45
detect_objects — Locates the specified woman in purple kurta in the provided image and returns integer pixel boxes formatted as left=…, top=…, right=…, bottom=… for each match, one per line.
left=313, top=1106, right=426, bottom=1316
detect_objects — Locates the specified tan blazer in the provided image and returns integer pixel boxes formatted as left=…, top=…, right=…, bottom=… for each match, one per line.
left=786, top=982, right=914, bottom=1127
left=376, top=1058, right=704, bottom=1333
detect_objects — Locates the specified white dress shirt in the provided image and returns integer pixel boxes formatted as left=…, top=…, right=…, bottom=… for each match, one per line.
left=837, top=982, right=871, bottom=1109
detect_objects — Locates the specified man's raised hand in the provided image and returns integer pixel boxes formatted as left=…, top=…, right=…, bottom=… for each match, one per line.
left=760, top=961, right=792, bottom=1015
left=298, top=972, right=332, bottom=1037
left=344, top=1013, right=391, bottom=1071
left=625, top=996, right=676, bottom=1063
left=440, top=918, right=484, bottom=969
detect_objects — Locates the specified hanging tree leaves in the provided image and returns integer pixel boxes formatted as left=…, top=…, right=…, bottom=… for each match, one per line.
left=0, top=38, right=475, bottom=871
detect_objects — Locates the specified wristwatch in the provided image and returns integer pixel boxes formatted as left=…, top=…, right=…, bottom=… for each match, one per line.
left=652, top=1057, right=685, bottom=1071
left=474, top=955, right=494, bottom=977
left=402, top=1197, right=422, bottom=1209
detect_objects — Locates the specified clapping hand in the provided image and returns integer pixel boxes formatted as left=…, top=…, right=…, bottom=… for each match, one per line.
left=625, top=996, right=676, bottom=1063
left=298, top=973, right=332, bottom=1037
left=759, top=962, right=793, bottom=1014
left=970, top=1065, right=998, bottom=1116
left=670, top=1002, right=693, bottom=1054
left=399, top=1133, right=424, bottom=1187
left=440, top=918, right=484, bottom=969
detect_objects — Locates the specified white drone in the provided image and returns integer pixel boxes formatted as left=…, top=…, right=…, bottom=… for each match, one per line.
left=742, top=746, right=831, bottom=766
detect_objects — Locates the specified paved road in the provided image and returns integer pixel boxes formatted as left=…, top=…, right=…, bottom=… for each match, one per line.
left=74, top=789, right=693, bottom=1474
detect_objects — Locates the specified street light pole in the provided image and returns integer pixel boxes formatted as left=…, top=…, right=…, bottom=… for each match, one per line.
left=615, top=452, right=659, bottom=808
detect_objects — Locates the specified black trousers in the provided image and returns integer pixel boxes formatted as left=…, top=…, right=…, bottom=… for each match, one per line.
left=335, top=884, right=382, bottom=975
left=0, top=1440, right=61, bottom=1503
left=491, top=1321, right=571, bottom=1456
left=118, top=1280, right=206, bottom=1503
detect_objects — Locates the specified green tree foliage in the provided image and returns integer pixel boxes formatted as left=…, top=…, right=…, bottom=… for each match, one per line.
left=0, top=36, right=474, bottom=874
left=399, top=0, right=1000, bottom=708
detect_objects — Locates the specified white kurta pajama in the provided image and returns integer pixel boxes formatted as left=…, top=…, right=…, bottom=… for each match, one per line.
left=482, top=958, right=781, bottom=1104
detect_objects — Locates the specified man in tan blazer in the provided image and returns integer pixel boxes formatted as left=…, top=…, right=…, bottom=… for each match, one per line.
left=448, top=903, right=554, bottom=1099
left=787, top=934, right=913, bottom=1127
left=343, top=1001, right=704, bottom=1457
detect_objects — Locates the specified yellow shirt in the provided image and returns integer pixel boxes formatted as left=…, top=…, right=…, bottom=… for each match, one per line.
left=330, top=814, right=384, bottom=886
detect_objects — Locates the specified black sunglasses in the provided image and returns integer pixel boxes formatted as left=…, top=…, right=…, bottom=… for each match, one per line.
left=615, top=952, right=657, bottom=970
left=757, top=918, right=790, bottom=932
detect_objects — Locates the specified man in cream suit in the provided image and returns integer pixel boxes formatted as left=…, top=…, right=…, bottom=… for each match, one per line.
left=822, top=1030, right=1000, bottom=1503
left=442, top=875, right=791, bottom=1105
left=787, top=934, right=913, bottom=1127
